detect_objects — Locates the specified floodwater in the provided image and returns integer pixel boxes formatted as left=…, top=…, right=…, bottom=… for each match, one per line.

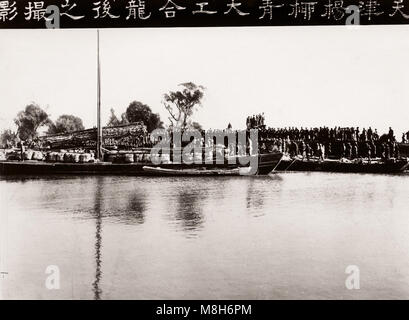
left=0, top=172, right=408, bottom=300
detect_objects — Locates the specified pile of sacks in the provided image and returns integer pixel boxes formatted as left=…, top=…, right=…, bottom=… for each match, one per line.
left=110, top=152, right=152, bottom=164
left=5, top=150, right=95, bottom=163
left=25, top=150, right=45, bottom=160
left=45, top=152, right=95, bottom=163
left=6, top=150, right=45, bottom=161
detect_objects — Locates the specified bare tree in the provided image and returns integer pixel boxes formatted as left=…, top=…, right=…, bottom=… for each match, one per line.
left=162, top=82, right=205, bottom=132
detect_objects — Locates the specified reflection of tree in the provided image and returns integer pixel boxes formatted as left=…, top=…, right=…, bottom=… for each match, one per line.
left=246, top=179, right=264, bottom=211
left=175, top=188, right=205, bottom=233
left=126, top=193, right=146, bottom=224
left=92, top=177, right=103, bottom=300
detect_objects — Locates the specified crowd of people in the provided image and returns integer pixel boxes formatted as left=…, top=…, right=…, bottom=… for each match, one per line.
left=246, top=113, right=266, bottom=129
left=258, top=126, right=407, bottom=160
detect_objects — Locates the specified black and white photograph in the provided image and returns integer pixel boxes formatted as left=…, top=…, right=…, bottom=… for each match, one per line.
left=0, top=0, right=409, bottom=308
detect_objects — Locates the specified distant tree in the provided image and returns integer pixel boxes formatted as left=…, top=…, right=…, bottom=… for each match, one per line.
left=191, top=121, right=203, bottom=131
left=48, top=114, right=85, bottom=134
left=124, top=101, right=163, bottom=132
left=14, top=103, right=51, bottom=141
left=120, top=112, right=130, bottom=125
left=163, top=82, right=205, bottom=132
left=0, top=129, right=18, bottom=147
left=107, top=108, right=121, bottom=127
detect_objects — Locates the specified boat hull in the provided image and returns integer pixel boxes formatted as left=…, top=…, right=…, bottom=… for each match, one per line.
left=276, top=158, right=409, bottom=174
left=0, top=152, right=283, bottom=176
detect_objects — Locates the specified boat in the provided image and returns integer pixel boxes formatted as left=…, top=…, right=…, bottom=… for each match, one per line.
left=0, top=151, right=283, bottom=176
left=142, top=166, right=243, bottom=176
left=275, top=156, right=409, bottom=174
left=0, top=30, right=286, bottom=178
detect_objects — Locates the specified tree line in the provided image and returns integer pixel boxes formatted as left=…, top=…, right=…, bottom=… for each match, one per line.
left=1, top=82, right=205, bottom=148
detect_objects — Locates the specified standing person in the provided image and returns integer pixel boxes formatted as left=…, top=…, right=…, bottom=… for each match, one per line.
left=373, top=129, right=379, bottom=141
left=395, top=142, right=400, bottom=159
left=300, top=141, right=306, bottom=160
left=365, top=141, right=372, bottom=163
left=352, top=142, right=358, bottom=159
left=388, top=127, right=395, bottom=142
left=318, top=143, right=324, bottom=161
left=355, top=127, right=360, bottom=142
left=306, top=143, right=312, bottom=161
left=340, top=142, right=346, bottom=159
left=346, top=142, right=352, bottom=159
left=367, top=127, right=373, bottom=141
left=20, top=140, right=25, bottom=161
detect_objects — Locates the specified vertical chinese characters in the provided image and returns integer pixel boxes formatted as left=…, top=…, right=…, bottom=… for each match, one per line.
left=389, top=0, right=409, bottom=18
left=224, top=0, right=250, bottom=16
left=126, top=0, right=151, bottom=20
left=193, top=2, right=217, bottom=15
left=259, top=0, right=284, bottom=20
left=289, top=0, right=318, bottom=20
left=321, top=0, right=345, bottom=20
left=0, top=1, right=17, bottom=21
left=359, top=0, right=383, bottom=21
left=60, top=0, right=84, bottom=20
left=159, top=0, right=186, bottom=18
left=24, top=1, right=47, bottom=21
left=93, top=0, right=120, bottom=19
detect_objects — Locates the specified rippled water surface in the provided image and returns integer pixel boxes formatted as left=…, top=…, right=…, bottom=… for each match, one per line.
left=1, top=172, right=408, bottom=299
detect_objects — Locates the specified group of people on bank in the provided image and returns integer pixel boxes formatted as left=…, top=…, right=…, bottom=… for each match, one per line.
left=258, top=126, right=407, bottom=160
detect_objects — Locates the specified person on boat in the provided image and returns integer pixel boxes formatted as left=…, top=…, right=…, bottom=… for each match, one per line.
left=367, top=127, right=373, bottom=141
left=305, top=143, right=312, bottom=161
left=345, top=142, right=352, bottom=159
left=339, top=142, right=346, bottom=159
left=300, top=141, right=306, bottom=160
left=19, top=140, right=25, bottom=161
left=395, top=142, right=400, bottom=159
left=369, top=140, right=376, bottom=160
left=317, top=144, right=324, bottom=161
left=389, top=141, right=396, bottom=159
left=373, top=129, right=379, bottom=141
left=385, top=143, right=391, bottom=160
left=388, top=127, right=395, bottom=142
left=352, top=142, right=358, bottom=160
left=365, top=142, right=372, bottom=163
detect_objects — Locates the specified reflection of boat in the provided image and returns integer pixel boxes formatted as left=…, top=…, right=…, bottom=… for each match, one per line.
left=0, top=151, right=283, bottom=176
left=276, top=157, right=409, bottom=174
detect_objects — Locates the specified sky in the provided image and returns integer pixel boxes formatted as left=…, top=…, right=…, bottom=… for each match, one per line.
left=0, top=26, right=409, bottom=136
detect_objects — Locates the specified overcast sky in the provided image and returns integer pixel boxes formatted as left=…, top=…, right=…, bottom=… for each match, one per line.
left=1, top=26, right=409, bottom=136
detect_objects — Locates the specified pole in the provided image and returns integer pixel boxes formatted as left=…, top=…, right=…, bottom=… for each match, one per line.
left=96, top=29, right=102, bottom=161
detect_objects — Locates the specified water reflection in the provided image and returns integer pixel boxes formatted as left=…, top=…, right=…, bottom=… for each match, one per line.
left=245, top=175, right=283, bottom=215
left=174, top=187, right=205, bottom=235
left=246, top=179, right=265, bottom=211
left=125, top=193, right=146, bottom=224
left=92, top=177, right=103, bottom=300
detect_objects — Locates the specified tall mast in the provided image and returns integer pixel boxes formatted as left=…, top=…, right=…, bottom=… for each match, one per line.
left=96, top=29, right=102, bottom=161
